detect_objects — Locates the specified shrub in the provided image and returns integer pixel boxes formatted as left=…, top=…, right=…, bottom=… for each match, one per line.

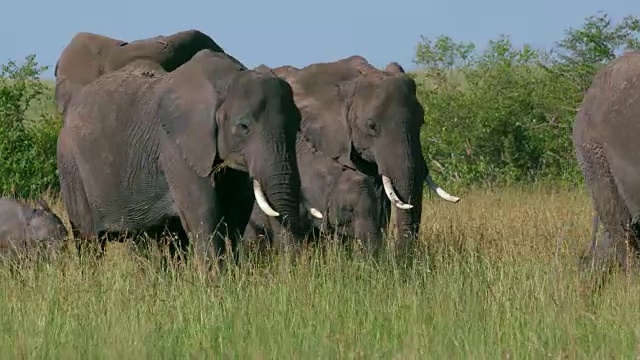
left=0, top=54, right=61, bottom=199
left=0, top=12, right=638, bottom=199
left=413, top=12, right=640, bottom=189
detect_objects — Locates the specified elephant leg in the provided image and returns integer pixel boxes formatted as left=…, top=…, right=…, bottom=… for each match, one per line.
left=169, top=183, right=225, bottom=273
left=242, top=212, right=273, bottom=263
left=353, top=218, right=383, bottom=257
left=69, top=220, right=97, bottom=260
left=578, top=146, right=635, bottom=272
left=58, top=150, right=99, bottom=262
left=375, top=183, right=392, bottom=243
left=163, top=218, right=190, bottom=264
left=133, top=217, right=189, bottom=270
left=215, top=169, right=256, bottom=266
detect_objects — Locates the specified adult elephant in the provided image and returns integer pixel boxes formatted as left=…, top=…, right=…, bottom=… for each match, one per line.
left=573, top=50, right=640, bottom=272
left=266, top=56, right=459, bottom=254
left=54, top=29, right=238, bottom=116
left=381, top=60, right=462, bottom=203
left=57, top=50, right=303, bottom=271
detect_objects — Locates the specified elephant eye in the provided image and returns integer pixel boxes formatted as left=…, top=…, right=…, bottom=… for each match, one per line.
left=365, top=119, right=377, bottom=133
left=232, top=119, right=251, bottom=136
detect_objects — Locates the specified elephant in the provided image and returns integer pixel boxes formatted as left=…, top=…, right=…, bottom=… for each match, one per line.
left=262, top=56, right=459, bottom=254
left=573, top=50, right=640, bottom=272
left=0, top=197, right=68, bottom=258
left=382, top=60, right=461, bottom=203
left=54, top=29, right=239, bottom=116
left=384, top=61, right=406, bottom=74
left=57, top=49, right=303, bottom=271
left=244, top=133, right=383, bottom=254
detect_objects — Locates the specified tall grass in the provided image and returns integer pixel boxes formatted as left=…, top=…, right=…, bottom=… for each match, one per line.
left=1, top=185, right=638, bottom=359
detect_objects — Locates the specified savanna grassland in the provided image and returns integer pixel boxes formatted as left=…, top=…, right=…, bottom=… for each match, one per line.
left=4, top=185, right=636, bottom=359
left=2, top=11, right=640, bottom=359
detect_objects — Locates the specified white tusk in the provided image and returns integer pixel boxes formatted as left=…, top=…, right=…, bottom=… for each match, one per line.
left=309, top=207, right=323, bottom=219
left=382, top=175, right=414, bottom=210
left=253, top=179, right=280, bottom=217
left=425, top=173, right=460, bottom=203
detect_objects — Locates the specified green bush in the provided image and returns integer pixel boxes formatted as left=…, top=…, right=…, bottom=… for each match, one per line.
left=0, top=12, right=638, bottom=199
left=0, top=54, right=61, bottom=199
left=414, top=12, right=640, bottom=189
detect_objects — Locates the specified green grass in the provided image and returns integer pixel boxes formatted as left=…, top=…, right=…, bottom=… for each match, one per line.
left=1, top=185, right=638, bottom=358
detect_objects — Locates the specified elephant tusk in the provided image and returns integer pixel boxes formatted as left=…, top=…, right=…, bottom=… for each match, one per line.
left=382, top=176, right=414, bottom=210
left=309, top=207, right=323, bottom=219
left=253, top=179, right=280, bottom=217
left=425, top=173, right=460, bottom=203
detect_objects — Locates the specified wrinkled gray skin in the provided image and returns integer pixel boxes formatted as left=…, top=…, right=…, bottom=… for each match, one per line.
left=384, top=61, right=405, bottom=74
left=54, top=29, right=240, bottom=116
left=263, top=57, right=459, bottom=254
left=573, top=50, right=640, bottom=272
left=244, top=134, right=383, bottom=253
left=57, top=50, right=303, bottom=270
left=0, top=197, right=68, bottom=257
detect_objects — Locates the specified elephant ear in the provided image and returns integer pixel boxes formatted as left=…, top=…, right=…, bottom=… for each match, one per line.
left=253, top=64, right=276, bottom=76
left=333, top=79, right=360, bottom=167
left=384, top=61, right=406, bottom=74
left=156, top=70, right=222, bottom=178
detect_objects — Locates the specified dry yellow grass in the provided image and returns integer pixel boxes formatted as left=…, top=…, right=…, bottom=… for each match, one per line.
left=3, top=184, right=638, bottom=359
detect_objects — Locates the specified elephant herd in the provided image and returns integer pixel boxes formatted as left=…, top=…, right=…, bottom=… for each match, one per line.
left=2, top=29, right=640, bottom=276
left=0, top=29, right=465, bottom=269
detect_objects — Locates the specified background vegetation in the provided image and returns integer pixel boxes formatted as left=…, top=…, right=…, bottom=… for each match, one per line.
left=1, top=11, right=640, bottom=358
left=1, top=12, right=639, bottom=198
left=0, top=55, right=60, bottom=199
left=414, top=11, right=639, bottom=190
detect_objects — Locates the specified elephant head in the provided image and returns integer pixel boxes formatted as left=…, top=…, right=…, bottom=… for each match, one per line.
left=158, top=50, right=303, bottom=240
left=27, top=199, right=69, bottom=244
left=271, top=56, right=459, bottom=246
left=383, top=61, right=461, bottom=204
left=0, top=197, right=68, bottom=257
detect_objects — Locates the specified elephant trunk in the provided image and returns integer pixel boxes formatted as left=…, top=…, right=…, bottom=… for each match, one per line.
left=248, top=134, right=303, bottom=245
left=376, top=138, right=425, bottom=252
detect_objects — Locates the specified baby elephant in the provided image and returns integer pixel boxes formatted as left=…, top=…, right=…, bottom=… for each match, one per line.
left=0, top=197, right=69, bottom=258
left=244, top=135, right=383, bottom=253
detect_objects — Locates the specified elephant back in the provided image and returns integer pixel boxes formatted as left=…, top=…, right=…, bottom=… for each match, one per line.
left=103, top=29, right=234, bottom=74
left=384, top=62, right=405, bottom=74
left=54, top=32, right=128, bottom=114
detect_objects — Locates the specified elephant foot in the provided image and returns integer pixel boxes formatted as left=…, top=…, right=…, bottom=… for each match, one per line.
left=578, top=231, right=640, bottom=294
left=75, top=236, right=106, bottom=262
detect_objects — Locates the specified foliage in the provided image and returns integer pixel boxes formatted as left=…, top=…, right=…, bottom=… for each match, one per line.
left=0, top=12, right=638, bottom=199
left=0, top=55, right=61, bottom=198
left=414, top=12, right=640, bottom=188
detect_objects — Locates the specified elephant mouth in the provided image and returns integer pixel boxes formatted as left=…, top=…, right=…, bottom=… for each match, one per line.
left=381, top=173, right=460, bottom=209
left=347, top=137, right=460, bottom=208
left=381, top=175, right=414, bottom=210
left=224, top=162, right=248, bottom=172
left=252, top=178, right=324, bottom=220
left=212, top=153, right=249, bottom=173
left=252, top=179, right=280, bottom=217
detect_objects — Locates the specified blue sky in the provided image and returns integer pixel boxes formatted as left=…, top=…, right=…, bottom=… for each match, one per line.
left=1, top=0, right=638, bottom=79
